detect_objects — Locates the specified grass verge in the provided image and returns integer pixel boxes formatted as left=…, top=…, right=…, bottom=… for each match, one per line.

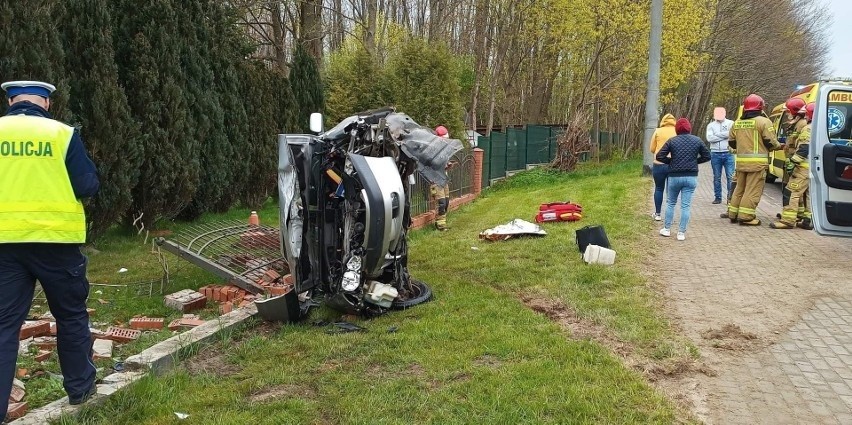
left=54, top=158, right=690, bottom=424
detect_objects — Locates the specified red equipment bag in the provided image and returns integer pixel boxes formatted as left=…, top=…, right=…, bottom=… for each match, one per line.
left=535, top=201, right=583, bottom=223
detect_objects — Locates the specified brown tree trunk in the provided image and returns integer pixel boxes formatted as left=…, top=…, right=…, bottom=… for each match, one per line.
left=299, top=0, right=323, bottom=62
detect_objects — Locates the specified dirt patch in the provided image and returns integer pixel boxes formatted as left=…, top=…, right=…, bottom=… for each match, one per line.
left=247, top=384, right=316, bottom=403
left=521, top=294, right=711, bottom=422
left=522, top=296, right=632, bottom=358
left=183, top=349, right=241, bottom=376
left=701, top=324, right=758, bottom=351
left=473, top=355, right=502, bottom=368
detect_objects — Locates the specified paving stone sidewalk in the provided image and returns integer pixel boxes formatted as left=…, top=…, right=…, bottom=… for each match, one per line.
left=654, top=163, right=852, bottom=424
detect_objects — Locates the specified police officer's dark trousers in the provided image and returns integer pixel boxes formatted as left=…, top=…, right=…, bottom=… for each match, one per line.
left=0, top=243, right=95, bottom=415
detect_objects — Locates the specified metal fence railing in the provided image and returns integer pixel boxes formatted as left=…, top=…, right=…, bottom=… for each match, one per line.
left=410, top=150, right=475, bottom=217
left=477, top=125, right=621, bottom=187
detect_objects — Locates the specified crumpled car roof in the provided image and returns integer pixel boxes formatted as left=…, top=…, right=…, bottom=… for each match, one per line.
left=386, top=113, right=464, bottom=187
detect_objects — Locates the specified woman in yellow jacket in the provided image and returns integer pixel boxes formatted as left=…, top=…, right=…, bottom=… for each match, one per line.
left=650, top=114, right=677, bottom=221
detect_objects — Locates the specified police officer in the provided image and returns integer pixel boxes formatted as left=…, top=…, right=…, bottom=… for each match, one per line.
left=723, top=94, right=781, bottom=225
left=778, top=97, right=807, bottom=212
left=0, top=81, right=100, bottom=418
left=771, top=102, right=814, bottom=230
left=431, top=126, right=452, bottom=231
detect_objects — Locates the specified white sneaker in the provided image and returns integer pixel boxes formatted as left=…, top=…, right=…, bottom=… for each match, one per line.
left=676, top=232, right=685, bottom=241
left=659, top=228, right=671, bottom=237
left=653, top=213, right=661, bottom=221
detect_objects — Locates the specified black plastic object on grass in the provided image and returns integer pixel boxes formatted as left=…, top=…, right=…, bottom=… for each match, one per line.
left=575, top=225, right=611, bottom=253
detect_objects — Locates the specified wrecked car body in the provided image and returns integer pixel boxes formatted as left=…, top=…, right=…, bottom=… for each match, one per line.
left=277, top=108, right=463, bottom=318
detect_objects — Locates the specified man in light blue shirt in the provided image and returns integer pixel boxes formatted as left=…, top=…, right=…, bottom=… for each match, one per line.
left=705, top=107, right=735, bottom=204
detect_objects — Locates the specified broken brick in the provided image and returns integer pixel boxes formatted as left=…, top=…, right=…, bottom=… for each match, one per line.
left=49, top=322, right=57, bottom=336
left=283, top=274, right=295, bottom=285
left=32, top=337, right=56, bottom=349
left=263, top=269, right=281, bottom=283
left=19, top=320, right=50, bottom=340
left=9, top=385, right=25, bottom=403
left=105, top=327, right=141, bottom=343
left=238, top=300, right=252, bottom=308
left=164, top=289, right=207, bottom=313
left=129, top=317, right=165, bottom=330
left=168, top=317, right=205, bottom=331
left=16, top=368, right=27, bottom=379
left=220, top=301, right=233, bottom=314
left=268, top=286, right=290, bottom=296
left=6, top=402, right=28, bottom=421
left=34, top=350, right=52, bottom=362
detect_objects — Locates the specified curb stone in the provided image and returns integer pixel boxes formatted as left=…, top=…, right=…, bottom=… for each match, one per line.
left=9, top=305, right=259, bottom=424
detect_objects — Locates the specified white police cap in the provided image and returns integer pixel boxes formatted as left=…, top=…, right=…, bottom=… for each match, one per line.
left=1, top=81, right=57, bottom=98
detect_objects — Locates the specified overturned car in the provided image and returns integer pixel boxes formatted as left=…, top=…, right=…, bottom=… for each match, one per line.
left=277, top=108, right=463, bottom=318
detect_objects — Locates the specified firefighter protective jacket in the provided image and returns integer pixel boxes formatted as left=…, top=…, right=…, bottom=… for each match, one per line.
left=729, top=114, right=780, bottom=173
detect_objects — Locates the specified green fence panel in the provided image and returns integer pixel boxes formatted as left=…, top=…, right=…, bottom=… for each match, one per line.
left=506, top=128, right=525, bottom=171
left=490, top=131, right=507, bottom=181
left=526, top=125, right=551, bottom=164
left=478, top=134, right=492, bottom=186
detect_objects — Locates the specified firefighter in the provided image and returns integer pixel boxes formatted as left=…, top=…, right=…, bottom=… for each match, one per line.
left=431, top=126, right=452, bottom=231
left=771, top=102, right=814, bottom=229
left=722, top=94, right=781, bottom=225
left=778, top=97, right=808, bottom=213
left=0, top=81, right=100, bottom=418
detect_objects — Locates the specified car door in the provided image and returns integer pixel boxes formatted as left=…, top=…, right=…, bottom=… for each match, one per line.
left=810, top=84, right=852, bottom=237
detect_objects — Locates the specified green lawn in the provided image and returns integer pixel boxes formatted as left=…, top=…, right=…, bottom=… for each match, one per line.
left=55, top=159, right=691, bottom=424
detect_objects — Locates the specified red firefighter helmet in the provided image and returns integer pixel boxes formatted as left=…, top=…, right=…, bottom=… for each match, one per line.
left=804, top=102, right=816, bottom=122
left=743, top=94, right=765, bottom=112
left=785, top=98, right=806, bottom=116
left=435, top=125, right=448, bottom=137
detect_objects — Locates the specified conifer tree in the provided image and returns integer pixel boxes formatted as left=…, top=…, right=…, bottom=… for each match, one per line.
left=290, top=44, right=325, bottom=131
left=62, top=0, right=142, bottom=241
left=239, top=62, right=280, bottom=208
left=113, top=0, right=197, bottom=227
left=176, top=0, right=230, bottom=219
left=0, top=0, right=69, bottom=119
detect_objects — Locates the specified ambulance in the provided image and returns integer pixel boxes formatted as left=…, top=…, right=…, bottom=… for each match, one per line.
left=808, top=80, right=852, bottom=237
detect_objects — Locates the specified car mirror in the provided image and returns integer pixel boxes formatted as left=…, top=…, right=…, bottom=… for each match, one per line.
left=309, top=113, right=324, bottom=133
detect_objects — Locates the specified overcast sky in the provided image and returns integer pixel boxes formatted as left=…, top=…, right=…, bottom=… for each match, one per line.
left=827, top=0, right=852, bottom=77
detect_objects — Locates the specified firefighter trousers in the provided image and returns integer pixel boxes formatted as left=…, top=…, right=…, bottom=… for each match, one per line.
left=728, top=169, right=766, bottom=222
left=431, top=184, right=450, bottom=230
left=780, top=171, right=810, bottom=225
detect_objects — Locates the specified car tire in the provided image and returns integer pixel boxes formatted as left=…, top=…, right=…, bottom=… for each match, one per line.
left=391, top=279, right=433, bottom=310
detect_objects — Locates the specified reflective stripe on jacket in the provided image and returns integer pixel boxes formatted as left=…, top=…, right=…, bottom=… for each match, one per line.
left=730, top=115, right=778, bottom=172
left=0, top=114, right=86, bottom=243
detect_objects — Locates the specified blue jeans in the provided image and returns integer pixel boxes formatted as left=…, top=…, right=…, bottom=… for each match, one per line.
left=652, top=164, right=669, bottom=214
left=664, top=175, right=698, bottom=233
left=710, top=152, right=734, bottom=200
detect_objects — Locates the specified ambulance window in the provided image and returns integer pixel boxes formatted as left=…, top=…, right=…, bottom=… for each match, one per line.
left=826, top=90, right=852, bottom=146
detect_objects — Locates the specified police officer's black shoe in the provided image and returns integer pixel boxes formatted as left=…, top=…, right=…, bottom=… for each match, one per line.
left=69, top=384, right=97, bottom=405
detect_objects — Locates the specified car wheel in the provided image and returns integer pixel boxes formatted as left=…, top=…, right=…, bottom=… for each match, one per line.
left=391, top=279, right=433, bottom=310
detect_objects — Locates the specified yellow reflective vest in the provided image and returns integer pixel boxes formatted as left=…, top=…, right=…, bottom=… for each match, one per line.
left=0, top=114, right=86, bottom=243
